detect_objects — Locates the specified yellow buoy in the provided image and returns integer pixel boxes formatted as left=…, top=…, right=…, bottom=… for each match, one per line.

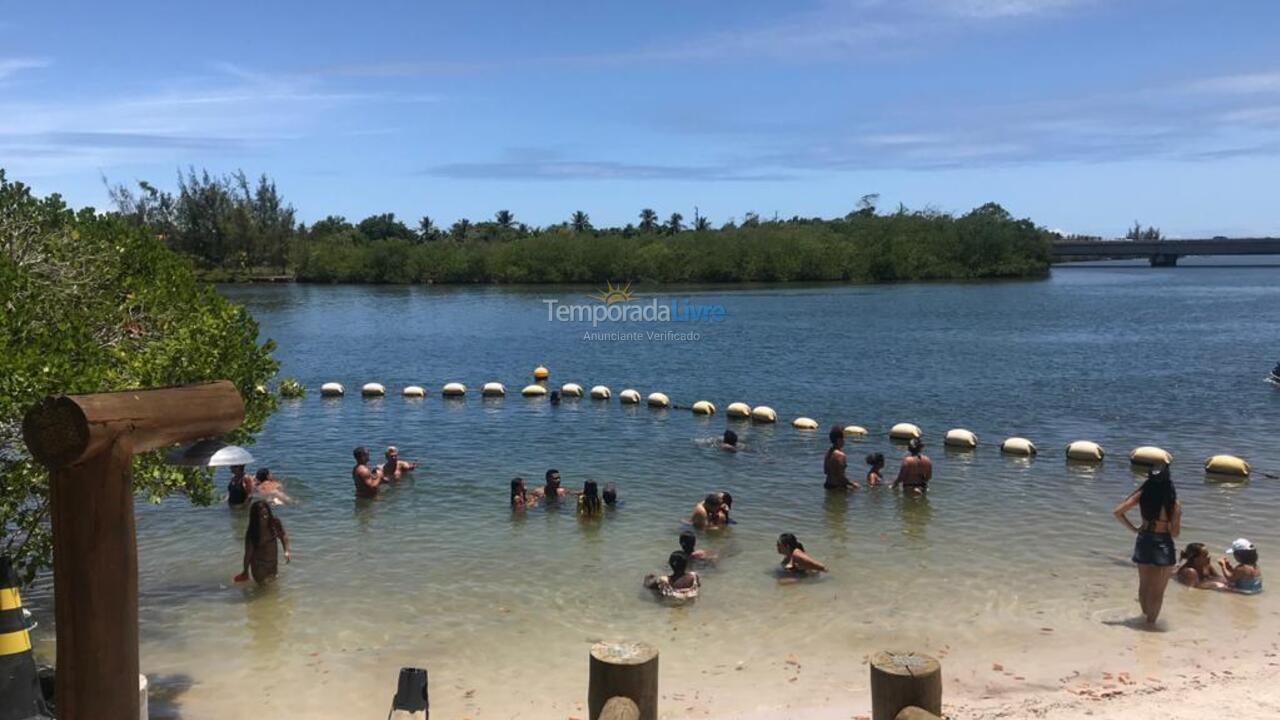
left=1065, top=440, right=1104, bottom=462
left=944, top=428, right=978, bottom=449
left=1001, top=437, right=1037, bottom=456
left=751, top=406, right=777, bottom=423
left=442, top=382, right=467, bottom=397
left=843, top=425, right=869, bottom=437
left=521, top=384, right=547, bottom=397
left=647, top=392, right=670, bottom=408
left=533, top=366, right=550, bottom=380
left=361, top=382, right=386, bottom=397
left=402, top=385, right=426, bottom=398
left=726, top=402, right=752, bottom=419
left=691, top=400, right=716, bottom=415
left=320, top=382, right=345, bottom=397
left=792, top=417, right=818, bottom=430
left=590, top=385, right=611, bottom=400
left=482, top=382, right=506, bottom=397
left=1130, top=446, right=1173, bottom=467
left=889, top=423, right=922, bottom=440
left=561, top=383, right=584, bottom=397
left=1205, top=454, right=1249, bottom=478
left=619, top=389, right=641, bottom=404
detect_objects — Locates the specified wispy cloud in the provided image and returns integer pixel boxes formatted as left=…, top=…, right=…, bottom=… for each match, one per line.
left=0, top=57, right=49, bottom=80
left=1188, top=70, right=1280, bottom=95
left=427, top=154, right=789, bottom=183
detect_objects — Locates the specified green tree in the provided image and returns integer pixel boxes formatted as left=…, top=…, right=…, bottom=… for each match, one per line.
left=571, top=211, right=592, bottom=233
left=665, top=212, right=684, bottom=234
left=638, top=208, right=658, bottom=232
left=694, top=216, right=712, bottom=231
left=357, top=213, right=414, bottom=242
left=450, top=218, right=472, bottom=240
left=417, top=215, right=439, bottom=241
left=495, top=209, right=515, bottom=228
left=0, top=169, right=279, bottom=584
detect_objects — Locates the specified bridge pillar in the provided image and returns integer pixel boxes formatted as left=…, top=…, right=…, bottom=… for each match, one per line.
left=1149, top=253, right=1179, bottom=267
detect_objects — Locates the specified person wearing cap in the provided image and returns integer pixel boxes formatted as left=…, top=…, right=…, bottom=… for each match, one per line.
left=892, top=437, right=932, bottom=495
left=381, top=446, right=417, bottom=481
left=1114, top=463, right=1181, bottom=624
left=1219, top=539, right=1263, bottom=594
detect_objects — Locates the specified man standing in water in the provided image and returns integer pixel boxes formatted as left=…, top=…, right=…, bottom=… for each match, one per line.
left=823, top=426, right=858, bottom=490
left=352, top=446, right=384, bottom=498
left=382, top=446, right=417, bottom=480
left=893, top=437, right=932, bottom=495
left=536, top=468, right=567, bottom=502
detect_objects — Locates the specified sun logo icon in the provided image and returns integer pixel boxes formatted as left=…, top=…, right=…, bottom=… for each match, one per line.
left=590, top=281, right=635, bottom=305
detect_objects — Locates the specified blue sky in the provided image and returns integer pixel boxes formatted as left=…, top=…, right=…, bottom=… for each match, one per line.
left=2, top=0, right=1278, bottom=236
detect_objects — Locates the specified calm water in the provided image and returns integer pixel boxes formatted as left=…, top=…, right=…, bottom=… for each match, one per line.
left=28, top=264, right=1280, bottom=718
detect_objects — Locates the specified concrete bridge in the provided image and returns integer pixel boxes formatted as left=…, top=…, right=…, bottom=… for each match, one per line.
left=1051, top=237, right=1280, bottom=266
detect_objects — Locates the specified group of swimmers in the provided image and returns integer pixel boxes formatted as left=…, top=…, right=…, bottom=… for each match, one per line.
left=1114, top=463, right=1263, bottom=625
left=226, top=465, right=292, bottom=506
left=823, top=428, right=932, bottom=493
left=351, top=445, right=418, bottom=498
left=509, top=469, right=619, bottom=515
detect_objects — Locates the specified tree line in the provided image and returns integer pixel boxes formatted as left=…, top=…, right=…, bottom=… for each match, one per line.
left=106, top=170, right=1057, bottom=284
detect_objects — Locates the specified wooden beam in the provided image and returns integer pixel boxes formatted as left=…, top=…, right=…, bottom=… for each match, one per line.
left=870, top=651, right=941, bottom=720
left=22, top=381, right=245, bottom=469
left=588, top=641, right=658, bottom=720
left=49, top=439, right=138, bottom=720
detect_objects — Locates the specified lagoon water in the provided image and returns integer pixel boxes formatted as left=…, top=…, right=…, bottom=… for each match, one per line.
left=28, top=262, right=1280, bottom=718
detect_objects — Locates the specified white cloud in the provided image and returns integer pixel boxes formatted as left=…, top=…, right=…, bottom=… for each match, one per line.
left=0, top=57, right=49, bottom=80
left=1189, top=71, right=1280, bottom=95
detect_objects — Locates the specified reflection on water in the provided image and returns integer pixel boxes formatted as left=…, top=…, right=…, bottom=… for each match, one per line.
left=23, top=267, right=1280, bottom=719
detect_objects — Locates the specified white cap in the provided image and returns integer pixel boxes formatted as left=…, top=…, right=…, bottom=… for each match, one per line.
left=1227, top=538, right=1255, bottom=554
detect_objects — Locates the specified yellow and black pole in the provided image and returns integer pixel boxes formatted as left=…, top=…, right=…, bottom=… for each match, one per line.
left=0, top=556, right=50, bottom=720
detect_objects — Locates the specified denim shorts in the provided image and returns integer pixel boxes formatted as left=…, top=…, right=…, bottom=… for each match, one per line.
left=1132, top=530, right=1176, bottom=567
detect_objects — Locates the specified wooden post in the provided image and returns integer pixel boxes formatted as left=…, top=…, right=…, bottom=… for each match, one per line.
left=588, top=641, right=658, bottom=720
left=894, top=707, right=942, bottom=720
left=23, top=381, right=245, bottom=720
left=599, top=697, right=640, bottom=720
left=869, top=651, right=941, bottom=720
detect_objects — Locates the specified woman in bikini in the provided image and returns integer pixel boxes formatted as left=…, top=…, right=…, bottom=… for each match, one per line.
left=1114, top=463, right=1181, bottom=624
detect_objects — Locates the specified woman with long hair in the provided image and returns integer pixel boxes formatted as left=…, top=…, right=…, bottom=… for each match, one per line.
left=578, top=480, right=603, bottom=517
left=1114, top=463, right=1181, bottom=623
left=510, top=477, right=532, bottom=510
left=777, top=533, right=827, bottom=573
left=235, top=500, right=290, bottom=585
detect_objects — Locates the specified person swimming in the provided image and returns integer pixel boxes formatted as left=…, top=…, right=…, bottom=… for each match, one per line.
left=679, top=530, right=717, bottom=562
left=893, top=438, right=932, bottom=495
left=550, top=390, right=562, bottom=405
left=644, top=550, right=700, bottom=600
left=603, top=482, right=619, bottom=507
left=578, top=480, right=603, bottom=517
left=1177, top=542, right=1221, bottom=588
left=865, top=452, right=886, bottom=487
left=253, top=467, right=293, bottom=505
left=691, top=493, right=723, bottom=529
left=1219, top=538, right=1263, bottom=594
left=536, top=468, right=567, bottom=502
left=352, top=446, right=384, bottom=499
left=234, top=500, right=290, bottom=585
left=381, top=446, right=417, bottom=481
left=720, top=429, right=740, bottom=452
left=824, top=426, right=858, bottom=490
left=510, top=477, right=534, bottom=510
left=777, top=533, right=826, bottom=574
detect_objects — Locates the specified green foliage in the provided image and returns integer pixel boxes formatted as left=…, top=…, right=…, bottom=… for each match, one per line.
left=291, top=203, right=1052, bottom=284
left=279, top=378, right=305, bottom=398
left=1126, top=221, right=1162, bottom=241
left=1, top=169, right=279, bottom=585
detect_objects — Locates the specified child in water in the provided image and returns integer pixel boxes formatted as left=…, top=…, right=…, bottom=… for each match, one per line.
left=777, top=533, right=826, bottom=574
left=644, top=551, right=700, bottom=600
left=865, top=453, right=886, bottom=487
left=679, top=530, right=717, bottom=562
left=1177, top=543, right=1221, bottom=588
left=235, top=500, right=290, bottom=585
left=1219, top=538, right=1263, bottom=594
left=603, top=482, right=619, bottom=508
left=578, top=480, right=603, bottom=517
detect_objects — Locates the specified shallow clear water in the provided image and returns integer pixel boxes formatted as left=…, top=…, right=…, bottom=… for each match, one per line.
left=27, top=264, right=1280, bottom=718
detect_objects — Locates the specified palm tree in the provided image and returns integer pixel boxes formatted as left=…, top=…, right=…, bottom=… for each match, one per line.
left=665, top=212, right=684, bottom=234
left=570, top=211, right=592, bottom=233
left=450, top=218, right=472, bottom=240
left=418, top=215, right=437, bottom=240
left=638, top=208, right=658, bottom=232
left=694, top=216, right=712, bottom=231
left=495, top=209, right=515, bottom=228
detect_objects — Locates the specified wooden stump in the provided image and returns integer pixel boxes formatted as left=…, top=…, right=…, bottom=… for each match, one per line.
left=588, top=641, right=658, bottom=720
left=895, top=706, right=942, bottom=720
left=599, top=696, right=641, bottom=720
left=869, top=651, right=941, bottom=720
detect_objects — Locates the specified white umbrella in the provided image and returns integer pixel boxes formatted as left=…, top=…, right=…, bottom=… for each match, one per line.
left=165, top=439, right=254, bottom=467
